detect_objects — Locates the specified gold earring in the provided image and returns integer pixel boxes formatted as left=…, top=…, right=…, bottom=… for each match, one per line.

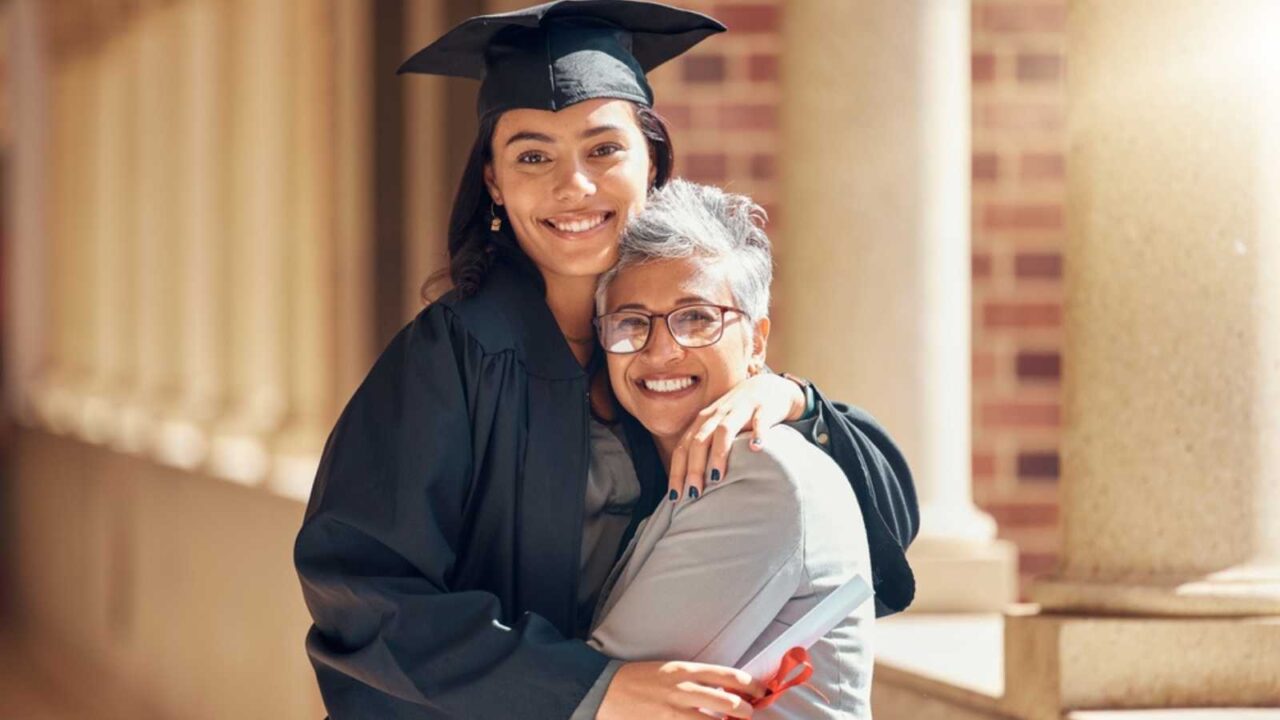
left=490, top=202, right=502, bottom=232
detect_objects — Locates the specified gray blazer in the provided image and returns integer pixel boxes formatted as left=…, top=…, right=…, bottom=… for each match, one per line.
left=588, top=426, right=875, bottom=719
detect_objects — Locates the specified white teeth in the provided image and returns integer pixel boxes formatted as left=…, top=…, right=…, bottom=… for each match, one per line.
left=642, top=377, right=695, bottom=393
left=549, top=213, right=607, bottom=233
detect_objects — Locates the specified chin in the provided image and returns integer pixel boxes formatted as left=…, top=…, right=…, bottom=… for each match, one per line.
left=534, top=247, right=619, bottom=279
left=567, top=255, right=619, bottom=278
left=634, top=405, right=698, bottom=442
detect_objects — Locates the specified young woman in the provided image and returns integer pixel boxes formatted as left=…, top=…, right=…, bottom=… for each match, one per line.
left=293, top=3, right=916, bottom=718
left=589, top=180, right=874, bottom=719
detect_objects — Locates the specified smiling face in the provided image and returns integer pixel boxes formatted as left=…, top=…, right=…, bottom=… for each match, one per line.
left=484, top=99, right=656, bottom=283
left=603, top=258, right=770, bottom=456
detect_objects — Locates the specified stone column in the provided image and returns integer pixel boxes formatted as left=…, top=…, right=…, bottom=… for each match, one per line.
left=332, top=0, right=375, bottom=405
left=3, top=0, right=48, bottom=426
left=207, top=0, right=291, bottom=484
left=402, top=0, right=451, bottom=317
left=32, top=13, right=97, bottom=436
left=112, top=2, right=184, bottom=455
left=270, top=0, right=339, bottom=500
left=778, top=0, right=1015, bottom=612
left=79, top=9, right=133, bottom=446
left=1004, top=1, right=1280, bottom=714
left=153, top=0, right=228, bottom=470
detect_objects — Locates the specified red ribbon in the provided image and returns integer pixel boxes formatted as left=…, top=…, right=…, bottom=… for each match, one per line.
left=749, top=646, right=829, bottom=711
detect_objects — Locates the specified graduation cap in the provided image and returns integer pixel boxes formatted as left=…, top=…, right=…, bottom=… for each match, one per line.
left=398, top=0, right=725, bottom=119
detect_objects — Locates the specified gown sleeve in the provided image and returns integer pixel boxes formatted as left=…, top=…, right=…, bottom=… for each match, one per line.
left=293, top=305, right=608, bottom=719
left=792, top=382, right=920, bottom=617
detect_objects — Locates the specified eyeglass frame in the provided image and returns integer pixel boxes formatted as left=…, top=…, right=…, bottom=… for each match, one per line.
left=593, top=302, right=751, bottom=355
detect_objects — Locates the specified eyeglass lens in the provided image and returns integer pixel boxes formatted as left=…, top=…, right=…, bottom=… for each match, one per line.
left=601, top=305, right=726, bottom=354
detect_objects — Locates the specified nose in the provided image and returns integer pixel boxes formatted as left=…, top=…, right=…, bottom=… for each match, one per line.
left=553, top=157, right=596, bottom=203
left=642, top=318, right=685, bottom=364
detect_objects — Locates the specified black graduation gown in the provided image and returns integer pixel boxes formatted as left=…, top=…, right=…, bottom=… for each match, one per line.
left=293, top=258, right=917, bottom=719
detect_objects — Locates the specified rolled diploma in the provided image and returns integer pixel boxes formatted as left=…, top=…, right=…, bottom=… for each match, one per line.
left=737, top=575, right=874, bottom=682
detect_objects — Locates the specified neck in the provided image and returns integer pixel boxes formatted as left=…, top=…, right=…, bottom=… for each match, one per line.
left=655, top=433, right=680, bottom=473
left=543, top=273, right=599, bottom=366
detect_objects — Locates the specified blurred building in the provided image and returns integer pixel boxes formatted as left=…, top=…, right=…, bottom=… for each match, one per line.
left=1, top=0, right=1277, bottom=718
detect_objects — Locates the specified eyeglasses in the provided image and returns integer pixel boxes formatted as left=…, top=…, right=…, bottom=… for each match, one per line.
left=594, top=303, right=749, bottom=355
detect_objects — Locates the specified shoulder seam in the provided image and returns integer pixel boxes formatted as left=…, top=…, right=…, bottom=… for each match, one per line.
left=421, top=301, right=516, bottom=362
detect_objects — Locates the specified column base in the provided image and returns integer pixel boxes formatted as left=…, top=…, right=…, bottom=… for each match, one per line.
left=29, top=379, right=81, bottom=436
left=153, top=417, right=209, bottom=470
left=270, top=424, right=327, bottom=502
left=1002, top=608, right=1280, bottom=719
left=108, top=398, right=156, bottom=456
left=152, top=390, right=222, bottom=470
left=207, top=430, right=271, bottom=486
left=206, top=397, right=285, bottom=486
left=74, top=383, right=126, bottom=446
left=906, top=536, right=1019, bottom=612
left=1032, top=566, right=1280, bottom=617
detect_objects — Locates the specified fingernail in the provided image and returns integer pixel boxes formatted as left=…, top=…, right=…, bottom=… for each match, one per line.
left=688, top=486, right=699, bottom=500
left=668, top=489, right=679, bottom=502
left=710, top=468, right=721, bottom=483
left=749, top=438, right=763, bottom=450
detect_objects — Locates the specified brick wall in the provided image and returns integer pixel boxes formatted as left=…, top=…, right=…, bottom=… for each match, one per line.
left=645, top=1, right=783, bottom=232
left=649, top=0, right=1067, bottom=599
left=971, top=0, right=1066, bottom=597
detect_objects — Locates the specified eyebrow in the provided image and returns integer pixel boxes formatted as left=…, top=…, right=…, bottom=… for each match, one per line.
left=504, top=124, right=624, bottom=148
left=611, top=295, right=714, bottom=313
left=581, top=124, right=623, bottom=139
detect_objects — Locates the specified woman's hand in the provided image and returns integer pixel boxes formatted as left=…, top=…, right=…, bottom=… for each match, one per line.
left=597, top=660, right=764, bottom=719
left=667, top=373, right=805, bottom=499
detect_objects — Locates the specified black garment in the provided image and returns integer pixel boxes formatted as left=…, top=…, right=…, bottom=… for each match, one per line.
left=293, top=257, right=916, bottom=718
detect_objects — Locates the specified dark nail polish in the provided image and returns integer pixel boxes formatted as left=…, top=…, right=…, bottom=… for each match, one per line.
left=688, top=486, right=699, bottom=499
left=750, top=438, right=763, bottom=449
left=710, top=468, right=721, bottom=483
left=668, top=489, right=679, bottom=502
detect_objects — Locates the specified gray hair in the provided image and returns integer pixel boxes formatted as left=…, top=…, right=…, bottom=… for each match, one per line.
left=596, top=179, right=773, bottom=320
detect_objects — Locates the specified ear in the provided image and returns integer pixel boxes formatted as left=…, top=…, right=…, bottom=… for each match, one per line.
left=648, top=160, right=658, bottom=189
left=483, top=163, right=502, bottom=205
left=751, top=316, right=770, bottom=369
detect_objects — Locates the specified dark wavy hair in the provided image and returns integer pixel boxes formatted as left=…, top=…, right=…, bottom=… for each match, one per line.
left=421, top=103, right=675, bottom=302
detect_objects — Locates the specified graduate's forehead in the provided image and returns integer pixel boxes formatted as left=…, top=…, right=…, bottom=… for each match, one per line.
left=492, top=98, right=640, bottom=147
left=606, top=257, right=732, bottom=311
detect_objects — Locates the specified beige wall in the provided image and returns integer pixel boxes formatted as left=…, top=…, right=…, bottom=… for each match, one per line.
left=10, top=429, right=324, bottom=718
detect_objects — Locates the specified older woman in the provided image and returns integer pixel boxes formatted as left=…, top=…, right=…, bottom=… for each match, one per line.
left=589, top=180, right=875, bottom=719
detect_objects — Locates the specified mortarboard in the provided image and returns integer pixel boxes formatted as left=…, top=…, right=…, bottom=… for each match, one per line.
left=398, top=0, right=725, bottom=119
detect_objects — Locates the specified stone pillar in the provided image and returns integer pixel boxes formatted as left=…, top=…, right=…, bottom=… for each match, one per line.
left=3, top=0, right=48, bottom=425
left=778, top=0, right=1015, bottom=612
left=1004, top=1, right=1280, bottom=714
left=402, top=0, right=451, bottom=317
left=270, top=0, right=339, bottom=500
left=153, top=0, right=228, bottom=470
left=32, top=13, right=97, bottom=436
left=207, top=0, right=291, bottom=484
left=111, top=3, right=184, bottom=455
left=78, top=10, right=132, bottom=447
left=1033, top=0, right=1280, bottom=617
left=332, top=0, right=375, bottom=404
